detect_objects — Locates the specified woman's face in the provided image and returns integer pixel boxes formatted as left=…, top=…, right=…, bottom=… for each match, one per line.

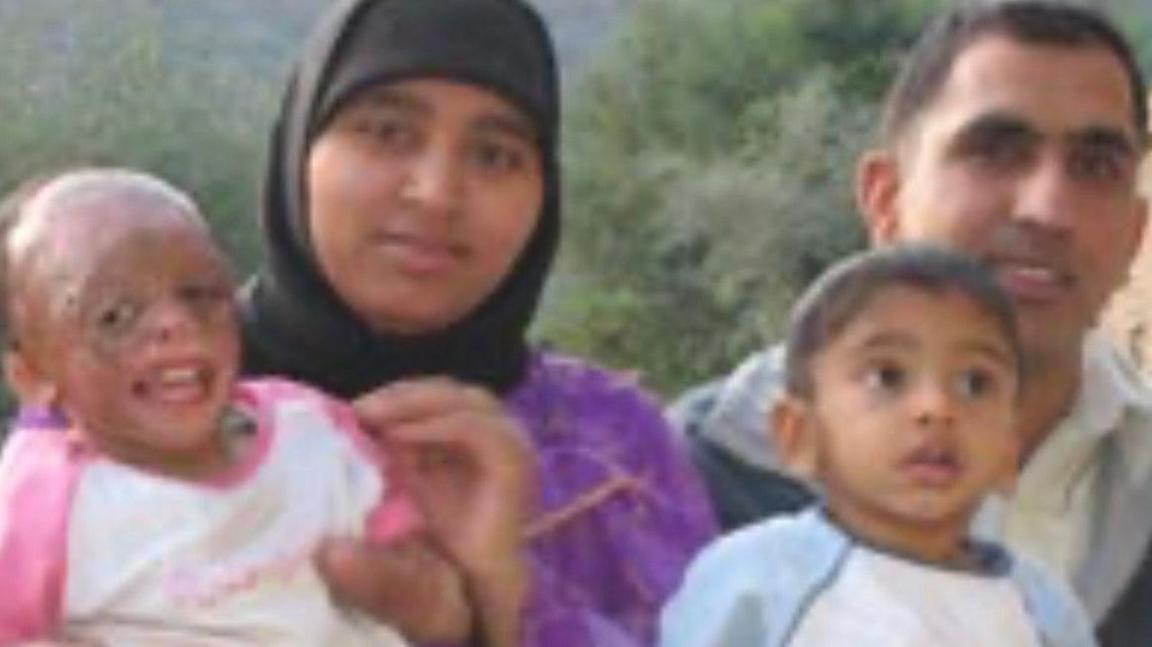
left=307, top=77, right=544, bottom=335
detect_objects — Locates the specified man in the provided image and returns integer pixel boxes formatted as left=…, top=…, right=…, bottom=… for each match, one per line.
left=671, top=1, right=1151, bottom=640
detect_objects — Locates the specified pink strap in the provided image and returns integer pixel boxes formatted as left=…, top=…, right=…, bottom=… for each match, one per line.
left=0, top=428, right=85, bottom=641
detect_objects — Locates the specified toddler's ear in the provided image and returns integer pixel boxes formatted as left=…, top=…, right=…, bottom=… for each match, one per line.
left=3, top=348, right=57, bottom=407
left=772, top=395, right=819, bottom=481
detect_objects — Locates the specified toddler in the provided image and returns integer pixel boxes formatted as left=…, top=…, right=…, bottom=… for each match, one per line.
left=0, top=169, right=467, bottom=645
left=660, top=246, right=1095, bottom=647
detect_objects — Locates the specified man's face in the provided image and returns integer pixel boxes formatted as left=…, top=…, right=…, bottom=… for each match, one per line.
left=860, top=35, right=1146, bottom=367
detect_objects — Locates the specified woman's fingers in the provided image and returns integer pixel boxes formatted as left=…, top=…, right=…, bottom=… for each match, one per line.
left=349, top=376, right=535, bottom=585
left=352, top=378, right=535, bottom=494
left=353, top=378, right=500, bottom=433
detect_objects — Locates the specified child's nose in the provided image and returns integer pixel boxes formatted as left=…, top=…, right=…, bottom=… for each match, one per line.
left=142, top=300, right=196, bottom=344
left=912, top=382, right=956, bottom=427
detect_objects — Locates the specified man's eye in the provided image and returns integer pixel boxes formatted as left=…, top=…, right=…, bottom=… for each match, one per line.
left=864, top=363, right=906, bottom=393
left=969, top=139, right=1030, bottom=170
left=1070, top=148, right=1127, bottom=183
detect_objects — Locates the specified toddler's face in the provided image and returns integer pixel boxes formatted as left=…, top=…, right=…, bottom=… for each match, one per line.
left=796, top=286, right=1019, bottom=557
left=18, top=205, right=239, bottom=476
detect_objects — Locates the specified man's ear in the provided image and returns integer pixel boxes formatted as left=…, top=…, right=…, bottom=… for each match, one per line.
left=771, top=395, right=819, bottom=481
left=4, top=348, right=56, bottom=407
left=855, top=149, right=902, bottom=245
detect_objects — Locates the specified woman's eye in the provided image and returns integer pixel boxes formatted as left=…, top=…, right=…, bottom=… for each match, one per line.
left=353, top=115, right=418, bottom=151
left=864, top=363, right=906, bottom=393
left=471, top=140, right=527, bottom=174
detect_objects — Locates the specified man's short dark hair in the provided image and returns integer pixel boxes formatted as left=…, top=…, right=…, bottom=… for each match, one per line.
left=880, top=1, right=1148, bottom=146
left=783, top=245, right=1022, bottom=399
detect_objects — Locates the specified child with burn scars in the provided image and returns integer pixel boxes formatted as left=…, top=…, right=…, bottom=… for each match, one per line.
left=0, top=168, right=476, bottom=646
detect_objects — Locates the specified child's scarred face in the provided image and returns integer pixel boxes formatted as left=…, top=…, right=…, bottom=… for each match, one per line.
left=11, top=196, right=240, bottom=477
left=779, top=285, right=1020, bottom=563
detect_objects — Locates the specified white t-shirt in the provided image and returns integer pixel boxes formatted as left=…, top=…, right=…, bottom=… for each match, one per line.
left=791, top=545, right=1042, bottom=647
left=0, top=379, right=415, bottom=646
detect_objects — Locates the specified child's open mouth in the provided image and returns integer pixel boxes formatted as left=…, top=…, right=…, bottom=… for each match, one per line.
left=902, top=445, right=962, bottom=487
left=135, top=363, right=215, bottom=406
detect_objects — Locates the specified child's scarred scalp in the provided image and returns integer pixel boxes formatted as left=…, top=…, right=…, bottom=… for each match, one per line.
left=4, top=170, right=222, bottom=349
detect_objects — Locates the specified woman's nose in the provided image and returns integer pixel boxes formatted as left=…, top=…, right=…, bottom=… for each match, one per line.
left=399, top=145, right=464, bottom=217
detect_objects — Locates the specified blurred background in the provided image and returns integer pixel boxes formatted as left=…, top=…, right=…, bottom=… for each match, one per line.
left=0, top=0, right=1148, bottom=417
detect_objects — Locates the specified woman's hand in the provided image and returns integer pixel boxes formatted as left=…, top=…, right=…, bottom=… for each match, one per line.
left=322, top=378, right=536, bottom=646
left=356, top=379, right=535, bottom=569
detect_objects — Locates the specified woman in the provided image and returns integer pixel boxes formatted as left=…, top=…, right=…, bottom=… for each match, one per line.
left=239, top=0, right=717, bottom=644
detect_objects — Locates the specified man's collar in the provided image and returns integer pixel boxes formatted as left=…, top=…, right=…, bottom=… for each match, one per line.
left=1068, top=332, right=1152, bottom=484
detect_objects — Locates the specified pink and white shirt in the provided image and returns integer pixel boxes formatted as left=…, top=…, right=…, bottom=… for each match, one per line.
left=0, top=378, right=416, bottom=646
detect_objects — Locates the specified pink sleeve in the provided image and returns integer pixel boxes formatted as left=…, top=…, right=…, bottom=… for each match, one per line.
left=0, top=429, right=84, bottom=642
left=321, top=397, right=422, bottom=544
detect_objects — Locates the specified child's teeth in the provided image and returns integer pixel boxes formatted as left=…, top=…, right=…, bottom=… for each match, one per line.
left=159, top=367, right=199, bottom=384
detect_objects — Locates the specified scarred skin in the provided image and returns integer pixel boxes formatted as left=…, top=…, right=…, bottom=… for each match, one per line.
left=2, top=172, right=476, bottom=645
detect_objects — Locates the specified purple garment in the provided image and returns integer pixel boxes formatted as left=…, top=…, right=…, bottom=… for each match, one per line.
left=11, top=406, right=68, bottom=431
left=506, top=351, right=718, bottom=646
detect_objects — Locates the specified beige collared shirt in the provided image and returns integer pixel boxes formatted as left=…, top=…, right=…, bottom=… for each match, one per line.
left=977, top=332, right=1152, bottom=621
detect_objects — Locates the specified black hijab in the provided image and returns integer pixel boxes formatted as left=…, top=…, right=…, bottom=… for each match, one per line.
left=239, top=0, right=561, bottom=399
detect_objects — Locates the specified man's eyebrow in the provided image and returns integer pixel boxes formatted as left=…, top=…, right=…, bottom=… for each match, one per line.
left=1068, top=126, right=1139, bottom=159
left=951, top=111, right=1039, bottom=146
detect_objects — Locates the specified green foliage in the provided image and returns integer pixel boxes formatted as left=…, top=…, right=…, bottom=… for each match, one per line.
left=0, top=0, right=288, bottom=420
left=0, top=0, right=279, bottom=271
left=543, top=0, right=941, bottom=394
left=545, top=0, right=1152, bottom=396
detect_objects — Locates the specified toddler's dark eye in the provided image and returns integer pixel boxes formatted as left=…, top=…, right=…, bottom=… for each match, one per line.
left=864, top=362, right=906, bottom=393
left=955, top=368, right=997, bottom=399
